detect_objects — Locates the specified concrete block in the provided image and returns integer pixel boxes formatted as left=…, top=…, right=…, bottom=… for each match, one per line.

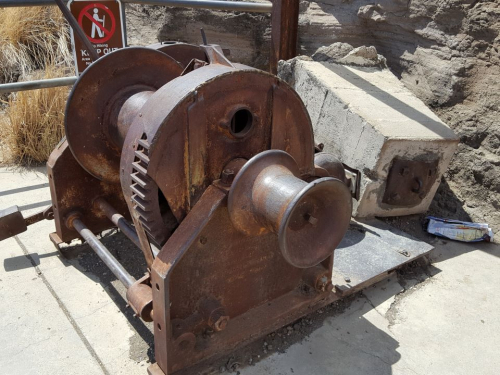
left=279, top=58, right=459, bottom=217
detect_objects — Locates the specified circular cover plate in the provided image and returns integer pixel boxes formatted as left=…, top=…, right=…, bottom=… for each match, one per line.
left=65, top=47, right=183, bottom=183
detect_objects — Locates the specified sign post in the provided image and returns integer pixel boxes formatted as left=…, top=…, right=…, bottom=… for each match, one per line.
left=68, top=0, right=126, bottom=74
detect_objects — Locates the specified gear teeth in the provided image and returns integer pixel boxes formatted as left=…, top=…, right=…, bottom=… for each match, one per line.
left=129, top=134, right=170, bottom=244
left=131, top=185, right=147, bottom=200
left=131, top=134, right=155, bottom=236
left=131, top=172, right=148, bottom=189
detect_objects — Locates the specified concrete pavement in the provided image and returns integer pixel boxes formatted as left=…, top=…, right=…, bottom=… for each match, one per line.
left=1, top=165, right=499, bottom=375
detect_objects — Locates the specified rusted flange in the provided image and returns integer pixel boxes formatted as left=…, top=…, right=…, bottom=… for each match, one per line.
left=126, top=274, right=154, bottom=322
left=65, top=47, right=183, bottom=184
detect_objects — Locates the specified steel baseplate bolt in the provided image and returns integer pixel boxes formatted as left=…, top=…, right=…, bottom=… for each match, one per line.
left=401, top=167, right=410, bottom=176
left=344, top=276, right=351, bottom=283
left=221, top=168, right=235, bottom=185
left=214, top=315, right=230, bottom=331
left=316, top=275, right=330, bottom=291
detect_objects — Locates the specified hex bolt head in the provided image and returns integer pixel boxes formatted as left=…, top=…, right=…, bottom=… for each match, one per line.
left=221, top=168, right=235, bottom=185
left=214, top=315, right=230, bottom=332
left=400, top=167, right=410, bottom=176
left=316, top=275, right=330, bottom=292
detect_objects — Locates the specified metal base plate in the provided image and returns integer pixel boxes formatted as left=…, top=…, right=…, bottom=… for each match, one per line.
left=333, top=219, right=434, bottom=295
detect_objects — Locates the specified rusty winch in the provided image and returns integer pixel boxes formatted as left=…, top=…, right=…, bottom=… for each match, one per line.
left=0, top=43, right=355, bottom=374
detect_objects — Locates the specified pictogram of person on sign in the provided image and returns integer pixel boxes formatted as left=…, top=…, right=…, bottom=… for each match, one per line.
left=91, top=8, right=105, bottom=39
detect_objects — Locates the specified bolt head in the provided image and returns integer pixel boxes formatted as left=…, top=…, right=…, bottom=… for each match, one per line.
left=214, top=315, right=229, bottom=331
left=221, top=169, right=235, bottom=185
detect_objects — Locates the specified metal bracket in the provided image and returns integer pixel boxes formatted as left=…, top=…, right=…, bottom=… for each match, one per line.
left=343, top=164, right=361, bottom=201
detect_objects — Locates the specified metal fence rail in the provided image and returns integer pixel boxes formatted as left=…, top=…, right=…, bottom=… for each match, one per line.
left=0, top=0, right=272, bottom=12
left=0, top=77, right=78, bottom=94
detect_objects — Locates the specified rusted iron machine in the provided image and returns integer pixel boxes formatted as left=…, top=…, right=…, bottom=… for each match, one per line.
left=1, top=43, right=360, bottom=374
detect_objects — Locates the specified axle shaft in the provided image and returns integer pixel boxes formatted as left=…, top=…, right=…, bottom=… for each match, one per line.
left=70, top=216, right=135, bottom=289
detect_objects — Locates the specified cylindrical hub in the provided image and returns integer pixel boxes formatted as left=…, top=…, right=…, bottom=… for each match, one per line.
left=252, top=165, right=310, bottom=233
left=107, top=89, right=155, bottom=149
left=228, top=150, right=352, bottom=268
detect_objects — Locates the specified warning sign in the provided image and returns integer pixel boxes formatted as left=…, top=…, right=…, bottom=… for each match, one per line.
left=68, top=0, right=125, bottom=74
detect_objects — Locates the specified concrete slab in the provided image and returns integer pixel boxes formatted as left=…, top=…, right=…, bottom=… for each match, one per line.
left=0, top=237, right=103, bottom=375
left=2, top=165, right=499, bottom=375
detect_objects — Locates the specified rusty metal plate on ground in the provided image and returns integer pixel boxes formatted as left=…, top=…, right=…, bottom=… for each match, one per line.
left=332, top=219, right=434, bottom=295
left=383, top=158, right=439, bottom=206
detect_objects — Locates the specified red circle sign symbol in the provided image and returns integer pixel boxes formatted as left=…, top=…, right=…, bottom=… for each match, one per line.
left=78, top=3, right=116, bottom=44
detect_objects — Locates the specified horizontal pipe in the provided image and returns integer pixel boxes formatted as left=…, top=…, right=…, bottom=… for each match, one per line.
left=72, top=217, right=135, bottom=289
left=0, top=0, right=272, bottom=13
left=0, top=76, right=77, bottom=94
left=95, top=198, right=141, bottom=250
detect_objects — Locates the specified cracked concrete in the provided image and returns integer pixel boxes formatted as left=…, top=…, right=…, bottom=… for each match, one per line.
left=1, top=166, right=500, bottom=375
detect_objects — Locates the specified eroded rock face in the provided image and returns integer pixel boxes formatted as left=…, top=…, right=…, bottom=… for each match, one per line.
left=126, top=0, right=500, bottom=233
left=125, top=4, right=271, bottom=69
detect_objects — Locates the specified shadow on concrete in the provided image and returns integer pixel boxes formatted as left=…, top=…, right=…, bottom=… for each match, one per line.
left=3, top=251, right=60, bottom=271
left=430, top=239, right=500, bottom=264
left=17, top=200, right=53, bottom=211
left=0, top=183, right=50, bottom=197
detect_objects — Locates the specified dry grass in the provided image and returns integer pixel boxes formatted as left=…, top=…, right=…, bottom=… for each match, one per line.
left=1, top=66, right=68, bottom=165
left=0, top=6, right=72, bottom=165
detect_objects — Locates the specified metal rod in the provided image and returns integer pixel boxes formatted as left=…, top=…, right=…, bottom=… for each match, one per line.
left=0, top=0, right=272, bottom=13
left=95, top=198, right=141, bottom=250
left=54, top=0, right=100, bottom=62
left=129, top=0, right=271, bottom=12
left=0, top=77, right=77, bottom=94
left=71, top=217, right=135, bottom=289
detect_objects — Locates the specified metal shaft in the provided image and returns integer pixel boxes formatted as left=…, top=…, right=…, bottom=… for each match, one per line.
left=95, top=198, right=141, bottom=250
left=0, top=0, right=272, bottom=13
left=72, top=217, right=135, bottom=289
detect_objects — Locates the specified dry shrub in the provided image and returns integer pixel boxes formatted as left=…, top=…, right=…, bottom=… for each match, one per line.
left=0, top=6, right=71, bottom=83
left=1, top=66, right=68, bottom=165
left=0, top=6, right=72, bottom=165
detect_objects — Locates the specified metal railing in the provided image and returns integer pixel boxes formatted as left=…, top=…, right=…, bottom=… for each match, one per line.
left=0, top=0, right=297, bottom=93
left=0, top=77, right=78, bottom=94
left=0, top=0, right=271, bottom=12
